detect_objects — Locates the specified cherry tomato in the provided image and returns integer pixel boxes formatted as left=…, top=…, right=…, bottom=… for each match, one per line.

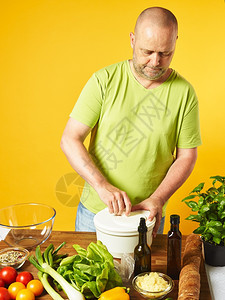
left=15, top=289, right=35, bottom=300
left=0, top=267, right=17, bottom=285
left=27, top=279, right=44, bottom=296
left=16, top=272, right=33, bottom=286
left=8, top=282, right=26, bottom=299
left=0, top=287, right=11, bottom=300
left=0, top=279, right=5, bottom=288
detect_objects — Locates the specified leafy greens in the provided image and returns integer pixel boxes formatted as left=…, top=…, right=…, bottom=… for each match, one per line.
left=182, top=175, right=225, bottom=245
left=56, top=240, right=122, bottom=299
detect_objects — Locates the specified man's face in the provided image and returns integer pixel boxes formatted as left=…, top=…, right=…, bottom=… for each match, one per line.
left=130, top=24, right=177, bottom=81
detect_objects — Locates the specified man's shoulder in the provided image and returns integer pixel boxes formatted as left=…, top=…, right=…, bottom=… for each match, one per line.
left=173, top=70, right=195, bottom=88
left=172, top=70, right=196, bottom=93
left=94, top=60, right=128, bottom=78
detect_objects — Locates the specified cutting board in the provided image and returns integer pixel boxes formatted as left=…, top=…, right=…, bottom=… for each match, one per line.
left=0, top=231, right=211, bottom=299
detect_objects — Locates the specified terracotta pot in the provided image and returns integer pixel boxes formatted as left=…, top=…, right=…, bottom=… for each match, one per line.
left=203, top=239, right=225, bottom=266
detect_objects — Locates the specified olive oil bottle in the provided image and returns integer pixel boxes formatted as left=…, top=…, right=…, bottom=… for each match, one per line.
left=134, top=217, right=151, bottom=276
left=167, top=214, right=182, bottom=280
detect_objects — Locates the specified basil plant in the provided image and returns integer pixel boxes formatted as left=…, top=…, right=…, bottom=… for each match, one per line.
left=182, top=176, right=225, bottom=245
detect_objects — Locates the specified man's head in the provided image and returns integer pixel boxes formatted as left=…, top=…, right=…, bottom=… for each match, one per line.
left=130, top=7, right=178, bottom=81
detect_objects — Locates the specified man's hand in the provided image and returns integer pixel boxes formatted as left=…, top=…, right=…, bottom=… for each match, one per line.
left=61, top=118, right=132, bottom=216
left=131, top=196, right=163, bottom=237
left=95, top=181, right=132, bottom=216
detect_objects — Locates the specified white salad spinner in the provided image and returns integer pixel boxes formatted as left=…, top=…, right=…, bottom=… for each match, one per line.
left=94, top=208, right=156, bottom=258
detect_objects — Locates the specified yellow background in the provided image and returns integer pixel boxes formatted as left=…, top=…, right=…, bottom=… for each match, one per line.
left=1, top=0, right=225, bottom=234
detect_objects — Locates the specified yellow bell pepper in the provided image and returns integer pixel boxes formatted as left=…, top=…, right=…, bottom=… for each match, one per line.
left=99, top=287, right=130, bottom=300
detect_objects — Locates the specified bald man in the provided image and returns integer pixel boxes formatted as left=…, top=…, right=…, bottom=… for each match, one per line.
left=61, top=7, right=201, bottom=236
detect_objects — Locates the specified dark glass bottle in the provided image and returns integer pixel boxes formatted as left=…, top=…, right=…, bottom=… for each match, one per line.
left=134, top=217, right=151, bottom=277
left=167, top=214, right=182, bottom=280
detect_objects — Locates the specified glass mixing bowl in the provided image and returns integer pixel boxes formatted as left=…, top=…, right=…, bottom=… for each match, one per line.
left=0, top=203, right=56, bottom=249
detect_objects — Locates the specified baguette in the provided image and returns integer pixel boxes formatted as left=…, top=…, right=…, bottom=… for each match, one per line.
left=178, top=234, right=202, bottom=300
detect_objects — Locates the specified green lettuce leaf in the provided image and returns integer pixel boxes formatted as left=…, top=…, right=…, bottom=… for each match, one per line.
left=56, top=241, right=122, bottom=299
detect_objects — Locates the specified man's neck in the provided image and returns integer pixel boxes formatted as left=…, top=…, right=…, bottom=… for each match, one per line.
left=129, top=59, right=172, bottom=89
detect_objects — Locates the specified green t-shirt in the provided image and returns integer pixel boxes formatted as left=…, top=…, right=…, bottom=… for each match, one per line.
left=70, top=60, right=202, bottom=215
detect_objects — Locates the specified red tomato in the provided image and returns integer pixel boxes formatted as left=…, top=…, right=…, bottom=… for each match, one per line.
left=27, top=279, right=44, bottom=296
left=0, top=287, right=11, bottom=300
left=0, top=267, right=17, bottom=285
left=8, top=282, right=25, bottom=299
left=16, top=289, right=35, bottom=300
left=0, top=279, right=5, bottom=288
left=16, top=272, right=33, bottom=286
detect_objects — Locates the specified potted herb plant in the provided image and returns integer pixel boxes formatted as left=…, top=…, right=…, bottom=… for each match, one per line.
left=182, top=175, right=225, bottom=266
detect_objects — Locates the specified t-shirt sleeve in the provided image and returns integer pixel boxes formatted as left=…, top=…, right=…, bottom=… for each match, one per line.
left=70, top=73, right=104, bottom=128
left=177, top=90, right=202, bottom=148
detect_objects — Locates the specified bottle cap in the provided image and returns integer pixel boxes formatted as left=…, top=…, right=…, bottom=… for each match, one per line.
left=170, top=214, right=180, bottom=224
left=138, top=217, right=147, bottom=232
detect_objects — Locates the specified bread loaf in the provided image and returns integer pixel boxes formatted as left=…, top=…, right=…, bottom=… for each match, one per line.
left=178, top=234, right=202, bottom=300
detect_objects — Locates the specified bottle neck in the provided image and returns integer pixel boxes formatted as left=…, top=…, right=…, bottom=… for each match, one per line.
left=170, top=223, right=179, bottom=232
left=139, top=231, right=147, bottom=244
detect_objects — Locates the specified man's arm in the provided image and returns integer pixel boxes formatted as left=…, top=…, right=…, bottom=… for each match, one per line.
left=60, top=117, right=132, bottom=215
left=132, top=147, right=198, bottom=236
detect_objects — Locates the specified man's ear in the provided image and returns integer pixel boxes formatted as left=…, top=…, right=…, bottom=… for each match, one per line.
left=130, top=32, right=135, bottom=49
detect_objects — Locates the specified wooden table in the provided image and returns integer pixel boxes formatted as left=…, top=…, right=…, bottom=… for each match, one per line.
left=0, top=231, right=211, bottom=299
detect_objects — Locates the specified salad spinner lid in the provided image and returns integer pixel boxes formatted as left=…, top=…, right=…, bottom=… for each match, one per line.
left=94, top=208, right=155, bottom=233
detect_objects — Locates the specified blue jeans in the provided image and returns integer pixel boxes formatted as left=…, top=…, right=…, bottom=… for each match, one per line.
left=75, top=202, right=165, bottom=234
left=75, top=202, right=96, bottom=232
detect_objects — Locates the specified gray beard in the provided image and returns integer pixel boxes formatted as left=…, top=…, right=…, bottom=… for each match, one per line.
left=133, top=60, right=166, bottom=80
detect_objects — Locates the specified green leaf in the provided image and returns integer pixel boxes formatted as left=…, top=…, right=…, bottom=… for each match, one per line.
left=181, top=194, right=197, bottom=202
left=70, top=268, right=92, bottom=289
left=73, top=244, right=88, bottom=257
left=203, top=233, right=212, bottom=241
left=198, top=196, right=205, bottom=207
left=191, top=182, right=205, bottom=194
left=105, top=265, right=123, bottom=290
left=220, top=211, right=225, bottom=219
left=208, top=227, right=221, bottom=237
left=52, top=242, right=66, bottom=255
left=87, top=241, right=114, bottom=267
left=185, top=214, right=201, bottom=222
left=213, top=236, right=221, bottom=244
left=193, top=226, right=205, bottom=234
left=192, top=207, right=199, bottom=212
left=185, top=201, right=198, bottom=210
left=210, top=175, right=225, bottom=184
left=208, top=213, right=218, bottom=220
left=204, top=195, right=214, bottom=203
left=218, top=185, right=225, bottom=194
left=208, top=220, right=222, bottom=227
left=96, top=264, right=109, bottom=294
left=213, top=193, right=224, bottom=202
left=74, top=263, right=102, bottom=277
left=59, top=241, right=123, bottom=299
left=200, top=205, right=210, bottom=213
left=60, top=255, right=77, bottom=266
left=219, top=199, right=225, bottom=206
left=81, top=281, right=100, bottom=298
left=207, top=187, right=218, bottom=193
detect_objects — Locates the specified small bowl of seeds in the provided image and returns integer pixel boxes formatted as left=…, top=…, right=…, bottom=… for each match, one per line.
left=0, top=247, right=29, bottom=269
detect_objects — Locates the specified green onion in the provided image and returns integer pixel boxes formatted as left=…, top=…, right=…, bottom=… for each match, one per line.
left=29, top=243, right=85, bottom=300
